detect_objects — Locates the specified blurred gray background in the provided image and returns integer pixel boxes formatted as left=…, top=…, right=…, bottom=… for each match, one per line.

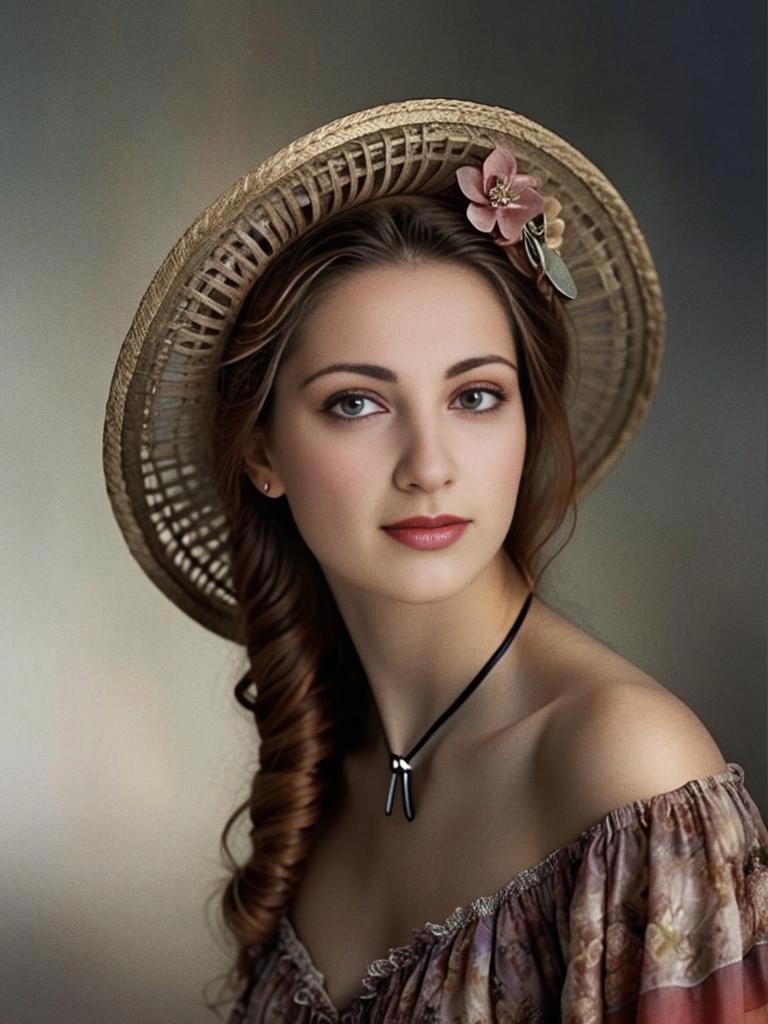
left=2, top=1, right=765, bottom=1022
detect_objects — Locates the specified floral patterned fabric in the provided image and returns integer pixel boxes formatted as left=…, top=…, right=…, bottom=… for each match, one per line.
left=228, top=762, right=768, bottom=1022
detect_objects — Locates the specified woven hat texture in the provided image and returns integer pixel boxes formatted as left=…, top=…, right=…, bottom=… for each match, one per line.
left=103, top=98, right=665, bottom=640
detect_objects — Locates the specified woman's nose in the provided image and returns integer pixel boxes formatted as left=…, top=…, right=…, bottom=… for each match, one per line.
left=392, top=416, right=458, bottom=492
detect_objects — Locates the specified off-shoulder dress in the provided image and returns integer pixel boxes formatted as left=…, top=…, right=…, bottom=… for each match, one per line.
left=228, top=762, right=768, bottom=1023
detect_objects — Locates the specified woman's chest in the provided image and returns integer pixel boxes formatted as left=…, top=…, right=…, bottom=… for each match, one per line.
left=286, top=712, right=551, bottom=1013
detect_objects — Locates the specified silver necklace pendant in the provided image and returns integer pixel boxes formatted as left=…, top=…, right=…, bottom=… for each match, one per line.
left=522, top=214, right=578, bottom=300
left=379, top=592, right=535, bottom=825
left=385, top=754, right=415, bottom=821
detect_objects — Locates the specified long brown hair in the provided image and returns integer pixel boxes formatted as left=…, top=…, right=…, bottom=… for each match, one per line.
left=204, top=191, right=579, bottom=1012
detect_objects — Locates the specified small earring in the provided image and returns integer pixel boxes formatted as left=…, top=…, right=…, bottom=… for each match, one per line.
left=263, top=481, right=270, bottom=493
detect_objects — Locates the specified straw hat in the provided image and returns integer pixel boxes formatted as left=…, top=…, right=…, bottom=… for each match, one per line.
left=102, top=98, right=665, bottom=641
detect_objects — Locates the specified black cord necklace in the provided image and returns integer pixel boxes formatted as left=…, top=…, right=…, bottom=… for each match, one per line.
left=383, top=589, right=535, bottom=822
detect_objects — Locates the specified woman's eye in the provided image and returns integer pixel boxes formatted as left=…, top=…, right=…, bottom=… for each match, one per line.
left=321, top=386, right=510, bottom=423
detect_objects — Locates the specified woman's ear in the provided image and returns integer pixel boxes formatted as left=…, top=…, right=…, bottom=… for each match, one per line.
left=242, top=426, right=285, bottom=497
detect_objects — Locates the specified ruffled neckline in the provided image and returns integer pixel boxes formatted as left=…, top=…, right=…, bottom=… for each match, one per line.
left=276, top=761, right=744, bottom=1021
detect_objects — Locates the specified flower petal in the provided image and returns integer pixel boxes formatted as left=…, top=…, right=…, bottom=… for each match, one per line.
left=496, top=207, right=530, bottom=242
left=510, top=173, right=540, bottom=192
left=455, top=165, right=487, bottom=204
left=518, top=187, right=545, bottom=219
left=542, top=195, right=562, bottom=220
left=466, top=201, right=498, bottom=233
left=496, top=189, right=545, bottom=241
left=546, top=218, right=565, bottom=251
left=482, top=146, right=519, bottom=193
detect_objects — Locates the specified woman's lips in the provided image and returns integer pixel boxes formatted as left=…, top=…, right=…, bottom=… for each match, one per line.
left=382, top=522, right=470, bottom=550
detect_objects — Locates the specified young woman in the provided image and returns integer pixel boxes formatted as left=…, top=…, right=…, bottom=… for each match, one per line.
left=103, top=100, right=768, bottom=1023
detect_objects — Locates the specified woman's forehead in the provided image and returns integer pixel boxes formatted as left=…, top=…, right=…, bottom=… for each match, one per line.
left=297, top=262, right=514, bottom=351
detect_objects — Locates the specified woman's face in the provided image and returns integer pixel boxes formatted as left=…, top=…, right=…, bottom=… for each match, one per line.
left=246, top=260, right=527, bottom=605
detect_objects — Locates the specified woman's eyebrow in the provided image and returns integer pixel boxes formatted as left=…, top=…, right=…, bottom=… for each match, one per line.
left=300, top=355, right=518, bottom=389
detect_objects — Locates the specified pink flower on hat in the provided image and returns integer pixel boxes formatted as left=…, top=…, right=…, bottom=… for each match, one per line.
left=495, top=194, right=567, bottom=252
left=456, top=146, right=545, bottom=244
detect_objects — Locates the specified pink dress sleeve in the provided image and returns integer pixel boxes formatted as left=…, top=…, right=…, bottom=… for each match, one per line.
left=560, top=763, right=768, bottom=1022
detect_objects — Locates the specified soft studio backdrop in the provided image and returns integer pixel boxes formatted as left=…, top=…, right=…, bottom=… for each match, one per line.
left=2, top=2, right=765, bottom=1022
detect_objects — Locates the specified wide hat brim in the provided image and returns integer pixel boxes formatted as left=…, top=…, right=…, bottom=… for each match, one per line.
left=103, top=97, right=665, bottom=642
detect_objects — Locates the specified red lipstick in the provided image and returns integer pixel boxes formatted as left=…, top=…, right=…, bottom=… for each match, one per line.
left=382, top=515, right=471, bottom=550
left=384, top=515, right=469, bottom=528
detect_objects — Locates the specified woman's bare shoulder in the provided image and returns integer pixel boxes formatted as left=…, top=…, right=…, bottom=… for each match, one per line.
left=527, top=596, right=670, bottom=702
left=529, top=601, right=727, bottom=842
